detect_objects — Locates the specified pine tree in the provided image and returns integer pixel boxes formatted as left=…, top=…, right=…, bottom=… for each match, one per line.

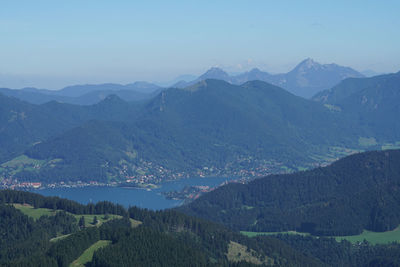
left=79, top=216, right=85, bottom=228
left=93, top=216, right=98, bottom=225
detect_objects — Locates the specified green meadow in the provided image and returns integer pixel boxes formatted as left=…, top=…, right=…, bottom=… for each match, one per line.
left=69, top=240, right=111, bottom=267
left=242, top=225, right=400, bottom=245
left=13, top=203, right=141, bottom=228
left=334, top=226, right=400, bottom=245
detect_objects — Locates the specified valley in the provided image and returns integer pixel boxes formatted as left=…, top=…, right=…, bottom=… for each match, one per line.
left=2, top=1, right=400, bottom=265
left=4, top=75, right=397, bottom=188
left=0, top=145, right=356, bottom=190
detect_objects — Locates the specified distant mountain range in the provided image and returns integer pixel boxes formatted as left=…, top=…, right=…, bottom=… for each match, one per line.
left=1, top=70, right=399, bottom=184
left=173, top=58, right=364, bottom=98
left=0, top=58, right=364, bottom=105
left=361, top=69, right=385, bottom=77
left=0, top=82, right=162, bottom=105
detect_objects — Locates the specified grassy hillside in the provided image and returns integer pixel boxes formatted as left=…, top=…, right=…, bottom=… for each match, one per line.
left=0, top=189, right=323, bottom=266
left=335, top=226, right=400, bottom=245
left=242, top=225, right=400, bottom=245
left=4, top=189, right=400, bottom=266
left=70, top=240, right=111, bottom=267
left=12, top=203, right=141, bottom=228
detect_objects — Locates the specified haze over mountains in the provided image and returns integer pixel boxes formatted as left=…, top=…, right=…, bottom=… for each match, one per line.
left=0, top=79, right=358, bottom=183
left=1, top=67, right=399, bottom=185
left=0, top=82, right=162, bottom=105
left=174, top=58, right=364, bottom=98
left=0, top=58, right=364, bottom=106
left=1, top=62, right=400, bottom=267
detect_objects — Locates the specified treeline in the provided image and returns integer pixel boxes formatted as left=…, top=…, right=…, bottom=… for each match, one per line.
left=0, top=204, right=78, bottom=266
left=4, top=189, right=400, bottom=266
left=0, top=190, right=127, bottom=216
left=274, top=234, right=400, bottom=267
left=181, top=149, right=400, bottom=235
left=89, top=226, right=210, bottom=267
left=0, top=189, right=323, bottom=266
left=3, top=216, right=133, bottom=267
left=126, top=206, right=322, bottom=266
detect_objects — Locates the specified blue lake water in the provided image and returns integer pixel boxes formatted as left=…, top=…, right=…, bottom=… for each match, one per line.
left=29, top=176, right=235, bottom=210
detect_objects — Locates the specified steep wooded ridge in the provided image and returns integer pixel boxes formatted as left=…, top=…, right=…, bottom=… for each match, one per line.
left=313, top=71, right=400, bottom=141
left=0, top=79, right=364, bottom=183
left=0, top=93, right=141, bottom=163
left=180, top=149, right=400, bottom=236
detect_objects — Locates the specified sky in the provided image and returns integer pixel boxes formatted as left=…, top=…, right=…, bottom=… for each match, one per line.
left=1, top=0, right=400, bottom=89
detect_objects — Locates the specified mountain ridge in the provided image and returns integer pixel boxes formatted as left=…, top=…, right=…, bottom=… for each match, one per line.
left=0, top=79, right=362, bottom=184
left=173, top=58, right=364, bottom=98
left=179, top=149, right=400, bottom=236
left=0, top=82, right=162, bottom=105
left=313, top=71, right=400, bottom=142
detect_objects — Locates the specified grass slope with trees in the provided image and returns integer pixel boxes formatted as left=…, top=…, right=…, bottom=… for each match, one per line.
left=2, top=189, right=400, bottom=266
left=0, top=189, right=324, bottom=267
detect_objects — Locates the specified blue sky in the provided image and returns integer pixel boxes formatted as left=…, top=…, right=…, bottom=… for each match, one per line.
left=1, top=0, right=399, bottom=88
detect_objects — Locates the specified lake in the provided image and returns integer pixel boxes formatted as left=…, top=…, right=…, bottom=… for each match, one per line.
left=29, top=176, right=235, bottom=210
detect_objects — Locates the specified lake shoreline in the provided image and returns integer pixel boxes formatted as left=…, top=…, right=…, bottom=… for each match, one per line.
left=17, top=176, right=240, bottom=210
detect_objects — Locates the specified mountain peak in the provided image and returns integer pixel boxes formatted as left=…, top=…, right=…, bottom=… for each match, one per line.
left=100, top=94, right=125, bottom=104
left=248, top=68, right=263, bottom=74
left=296, top=58, right=321, bottom=70
left=199, top=67, right=230, bottom=80
left=130, top=81, right=159, bottom=88
left=183, top=79, right=232, bottom=92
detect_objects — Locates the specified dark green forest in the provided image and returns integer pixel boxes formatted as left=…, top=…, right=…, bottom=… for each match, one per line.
left=0, top=190, right=321, bottom=266
left=181, top=149, right=400, bottom=235
left=1, top=189, right=400, bottom=266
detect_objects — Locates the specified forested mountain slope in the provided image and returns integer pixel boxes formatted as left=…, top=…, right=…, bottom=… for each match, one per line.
left=313, top=71, right=400, bottom=141
left=0, top=190, right=322, bottom=266
left=2, top=189, right=400, bottom=266
left=1, top=79, right=362, bottom=183
left=2, top=74, right=399, bottom=184
left=180, top=149, right=400, bottom=236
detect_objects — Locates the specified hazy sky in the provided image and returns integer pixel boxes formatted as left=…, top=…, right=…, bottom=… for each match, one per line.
left=1, top=0, right=400, bottom=89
